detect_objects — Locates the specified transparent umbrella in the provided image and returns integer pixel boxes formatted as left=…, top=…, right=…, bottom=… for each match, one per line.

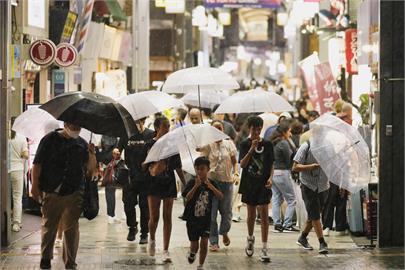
left=119, top=90, right=184, bottom=120
left=309, top=114, right=371, bottom=193
left=215, top=89, right=294, bottom=114
left=12, top=107, right=101, bottom=144
left=181, top=91, right=229, bottom=109
left=144, top=124, right=229, bottom=164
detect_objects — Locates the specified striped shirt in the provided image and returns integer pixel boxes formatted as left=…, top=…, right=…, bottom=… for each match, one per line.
left=293, top=142, right=329, bottom=193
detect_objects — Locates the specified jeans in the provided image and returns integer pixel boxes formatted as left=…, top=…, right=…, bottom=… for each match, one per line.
left=9, top=170, right=24, bottom=225
left=271, top=170, right=296, bottom=228
left=122, top=180, right=149, bottom=235
left=322, top=182, right=348, bottom=231
left=209, top=182, right=233, bottom=245
left=105, top=185, right=116, bottom=217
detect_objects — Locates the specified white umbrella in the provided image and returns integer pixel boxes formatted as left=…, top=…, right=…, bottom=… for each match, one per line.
left=181, top=91, right=229, bottom=109
left=119, top=90, right=184, bottom=121
left=310, top=114, right=371, bottom=193
left=259, top=112, right=279, bottom=137
left=215, top=89, right=294, bottom=114
left=12, top=107, right=101, bottom=144
left=162, top=66, right=240, bottom=94
left=144, top=124, right=229, bottom=163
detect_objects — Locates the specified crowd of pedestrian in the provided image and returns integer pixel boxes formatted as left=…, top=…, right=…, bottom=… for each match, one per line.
left=24, top=95, right=354, bottom=269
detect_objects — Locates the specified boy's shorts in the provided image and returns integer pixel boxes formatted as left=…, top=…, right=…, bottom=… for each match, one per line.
left=186, top=219, right=210, bottom=241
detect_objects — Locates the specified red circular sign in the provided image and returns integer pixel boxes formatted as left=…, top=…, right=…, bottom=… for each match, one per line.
left=29, top=39, right=57, bottom=66
left=55, top=43, right=78, bottom=67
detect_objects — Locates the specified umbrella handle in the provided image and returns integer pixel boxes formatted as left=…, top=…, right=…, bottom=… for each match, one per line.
left=180, top=121, right=197, bottom=174
left=89, top=132, right=93, bottom=144
left=198, top=85, right=203, bottom=122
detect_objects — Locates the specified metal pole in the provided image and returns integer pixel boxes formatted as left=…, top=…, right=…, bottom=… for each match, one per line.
left=0, top=0, right=11, bottom=247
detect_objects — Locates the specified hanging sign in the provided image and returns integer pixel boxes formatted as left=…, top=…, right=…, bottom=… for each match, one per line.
left=55, top=43, right=78, bottom=67
left=52, top=69, right=65, bottom=97
left=60, top=11, right=78, bottom=43
left=314, top=62, right=341, bottom=114
left=345, top=28, right=358, bottom=75
left=204, top=0, right=281, bottom=8
left=29, top=39, right=57, bottom=66
left=299, top=53, right=321, bottom=112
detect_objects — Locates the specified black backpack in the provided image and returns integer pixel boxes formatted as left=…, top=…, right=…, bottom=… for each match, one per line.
left=82, top=176, right=99, bottom=220
left=291, top=141, right=311, bottom=183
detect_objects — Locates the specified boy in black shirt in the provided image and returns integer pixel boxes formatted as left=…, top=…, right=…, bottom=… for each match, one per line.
left=182, top=157, right=223, bottom=270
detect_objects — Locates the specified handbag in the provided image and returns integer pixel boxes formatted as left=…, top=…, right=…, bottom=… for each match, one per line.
left=82, top=176, right=99, bottom=220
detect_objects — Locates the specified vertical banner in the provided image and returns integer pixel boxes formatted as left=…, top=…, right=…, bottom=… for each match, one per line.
left=345, top=28, right=358, bottom=75
left=314, top=62, right=341, bottom=114
left=132, top=0, right=150, bottom=91
left=60, top=11, right=78, bottom=44
left=298, top=53, right=321, bottom=112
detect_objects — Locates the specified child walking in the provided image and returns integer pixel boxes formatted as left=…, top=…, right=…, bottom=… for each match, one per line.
left=182, top=157, right=224, bottom=270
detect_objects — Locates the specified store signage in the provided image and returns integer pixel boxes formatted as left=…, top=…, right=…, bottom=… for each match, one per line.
left=314, top=62, right=341, bottom=114
left=29, top=39, right=57, bottom=66
left=55, top=43, right=78, bottom=67
left=52, top=69, right=65, bottom=97
left=299, top=53, right=320, bottom=112
left=204, top=0, right=281, bottom=8
left=60, top=11, right=78, bottom=43
left=345, top=29, right=358, bottom=75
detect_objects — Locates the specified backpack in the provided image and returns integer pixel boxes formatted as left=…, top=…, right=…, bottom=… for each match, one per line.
left=291, top=141, right=310, bottom=183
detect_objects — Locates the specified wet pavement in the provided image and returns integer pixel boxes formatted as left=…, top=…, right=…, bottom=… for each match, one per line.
left=1, top=188, right=404, bottom=269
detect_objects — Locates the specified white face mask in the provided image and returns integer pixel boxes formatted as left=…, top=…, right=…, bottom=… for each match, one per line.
left=65, top=127, right=81, bottom=139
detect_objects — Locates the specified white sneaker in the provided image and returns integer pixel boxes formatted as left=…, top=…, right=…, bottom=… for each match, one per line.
left=260, top=248, right=271, bottom=263
left=245, top=235, right=255, bottom=257
left=54, top=238, right=63, bottom=248
left=108, top=216, right=115, bottom=224
left=323, top=228, right=330, bottom=237
left=148, top=239, right=156, bottom=256
left=162, top=250, right=172, bottom=263
left=12, top=223, right=20, bottom=232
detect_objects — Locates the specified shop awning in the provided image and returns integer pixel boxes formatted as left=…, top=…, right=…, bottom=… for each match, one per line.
left=93, top=0, right=127, bottom=22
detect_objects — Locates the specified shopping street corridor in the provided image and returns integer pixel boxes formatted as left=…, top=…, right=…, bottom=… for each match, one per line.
left=1, top=188, right=404, bottom=270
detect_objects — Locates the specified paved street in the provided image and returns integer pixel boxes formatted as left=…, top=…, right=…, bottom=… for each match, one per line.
left=1, top=188, right=404, bottom=270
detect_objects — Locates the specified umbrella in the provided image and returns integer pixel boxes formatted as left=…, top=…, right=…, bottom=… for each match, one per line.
left=181, top=91, right=229, bottom=109
left=162, top=66, right=240, bottom=94
left=309, top=114, right=371, bottom=193
left=259, top=112, right=279, bottom=137
left=144, top=124, right=229, bottom=163
left=215, top=89, right=294, bottom=114
left=12, top=107, right=101, bottom=144
left=119, top=90, right=184, bottom=121
left=40, top=91, right=137, bottom=138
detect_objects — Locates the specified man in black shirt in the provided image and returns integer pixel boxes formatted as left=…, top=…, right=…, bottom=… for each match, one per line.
left=31, top=122, right=97, bottom=270
left=117, top=117, right=154, bottom=243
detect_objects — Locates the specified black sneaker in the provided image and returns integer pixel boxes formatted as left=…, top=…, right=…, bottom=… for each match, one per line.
left=283, top=226, right=300, bottom=233
left=40, top=258, right=51, bottom=269
left=319, top=242, right=328, bottom=254
left=273, top=224, right=283, bottom=233
left=187, top=251, right=196, bottom=264
left=127, top=227, right=138, bottom=241
left=268, top=216, right=274, bottom=225
left=296, top=236, right=314, bottom=250
left=139, top=234, right=148, bottom=244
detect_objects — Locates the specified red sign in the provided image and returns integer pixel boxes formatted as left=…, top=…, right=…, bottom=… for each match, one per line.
left=314, top=62, right=341, bottom=114
left=29, top=39, right=56, bottom=66
left=299, top=53, right=321, bottom=112
left=345, top=29, right=358, bottom=74
left=55, top=43, right=78, bottom=67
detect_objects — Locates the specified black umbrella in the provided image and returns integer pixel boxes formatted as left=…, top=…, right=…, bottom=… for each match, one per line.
left=40, top=91, right=138, bottom=138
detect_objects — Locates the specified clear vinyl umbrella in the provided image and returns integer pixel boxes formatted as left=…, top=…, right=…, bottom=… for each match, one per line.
left=144, top=124, right=229, bottom=164
left=309, top=114, right=371, bottom=193
left=215, top=88, right=294, bottom=114
left=118, top=90, right=184, bottom=120
left=12, top=107, right=101, bottom=144
left=181, top=91, right=229, bottom=109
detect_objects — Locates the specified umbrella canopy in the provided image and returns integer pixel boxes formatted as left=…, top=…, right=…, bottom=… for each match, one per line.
left=309, top=114, right=371, bottom=193
left=215, top=89, right=294, bottom=114
left=144, top=124, right=229, bottom=163
left=40, top=91, right=137, bottom=138
left=119, top=90, right=184, bottom=120
left=12, top=107, right=102, bottom=144
left=259, top=112, right=279, bottom=137
left=181, top=91, right=229, bottom=109
left=162, top=66, right=239, bottom=94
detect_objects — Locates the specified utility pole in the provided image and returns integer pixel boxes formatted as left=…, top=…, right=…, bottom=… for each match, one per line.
left=0, top=0, right=11, bottom=247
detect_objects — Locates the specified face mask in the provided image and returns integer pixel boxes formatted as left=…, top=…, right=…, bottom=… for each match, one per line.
left=65, top=127, right=80, bottom=139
